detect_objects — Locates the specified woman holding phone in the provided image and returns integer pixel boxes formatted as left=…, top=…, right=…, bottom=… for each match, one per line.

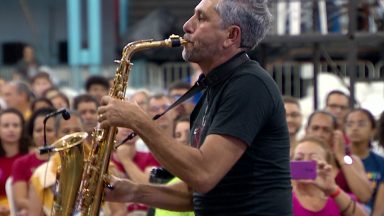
left=292, top=136, right=367, bottom=216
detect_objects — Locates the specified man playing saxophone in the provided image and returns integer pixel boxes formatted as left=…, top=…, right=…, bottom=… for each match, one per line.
left=98, top=0, right=292, bottom=215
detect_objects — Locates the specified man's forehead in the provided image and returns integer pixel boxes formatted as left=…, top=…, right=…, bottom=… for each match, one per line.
left=284, top=103, right=300, bottom=110
left=90, top=84, right=107, bottom=90
left=150, top=97, right=170, bottom=105
left=328, top=94, right=349, bottom=103
left=310, top=114, right=333, bottom=125
left=170, top=88, right=188, bottom=95
left=78, top=101, right=97, bottom=109
left=60, top=116, right=82, bottom=125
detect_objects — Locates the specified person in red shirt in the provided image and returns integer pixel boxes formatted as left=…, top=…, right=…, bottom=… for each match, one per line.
left=11, top=108, right=56, bottom=215
left=0, top=108, right=30, bottom=215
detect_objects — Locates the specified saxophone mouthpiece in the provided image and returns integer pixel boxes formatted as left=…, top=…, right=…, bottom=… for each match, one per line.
left=168, top=34, right=189, bottom=47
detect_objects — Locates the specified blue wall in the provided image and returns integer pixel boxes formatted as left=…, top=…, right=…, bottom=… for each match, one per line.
left=0, top=0, right=116, bottom=67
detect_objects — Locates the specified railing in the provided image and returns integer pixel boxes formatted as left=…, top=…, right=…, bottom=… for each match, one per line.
left=267, top=60, right=384, bottom=98
left=1, top=60, right=383, bottom=96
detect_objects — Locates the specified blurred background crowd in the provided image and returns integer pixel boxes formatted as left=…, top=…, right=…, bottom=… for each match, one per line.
left=0, top=0, right=383, bottom=216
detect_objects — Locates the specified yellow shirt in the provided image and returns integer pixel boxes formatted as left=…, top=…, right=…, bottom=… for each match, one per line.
left=154, top=178, right=195, bottom=216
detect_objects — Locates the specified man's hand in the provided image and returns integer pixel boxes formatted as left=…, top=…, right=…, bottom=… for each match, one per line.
left=314, top=160, right=338, bottom=196
left=104, top=175, right=138, bottom=203
left=332, top=130, right=346, bottom=162
left=98, top=96, right=148, bottom=129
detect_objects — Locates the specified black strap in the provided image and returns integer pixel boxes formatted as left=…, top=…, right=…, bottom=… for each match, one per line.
left=153, top=75, right=207, bottom=120
left=116, top=75, right=207, bottom=147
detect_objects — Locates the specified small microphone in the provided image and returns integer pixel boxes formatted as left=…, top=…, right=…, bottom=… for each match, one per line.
left=39, top=108, right=71, bottom=154
left=39, top=146, right=55, bottom=154
left=44, top=108, right=71, bottom=123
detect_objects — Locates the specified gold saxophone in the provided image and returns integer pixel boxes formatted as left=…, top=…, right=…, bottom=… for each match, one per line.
left=76, top=34, right=188, bottom=216
left=49, top=132, right=88, bottom=216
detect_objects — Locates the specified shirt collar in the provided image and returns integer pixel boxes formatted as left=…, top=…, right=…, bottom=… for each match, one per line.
left=197, top=52, right=250, bottom=87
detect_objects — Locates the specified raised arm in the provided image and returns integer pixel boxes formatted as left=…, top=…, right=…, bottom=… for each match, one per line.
left=337, top=155, right=372, bottom=203
left=333, top=130, right=372, bottom=202
left=312, top=161, right=368, bottom=216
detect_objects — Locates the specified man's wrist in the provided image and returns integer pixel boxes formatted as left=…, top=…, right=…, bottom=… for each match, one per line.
left=130, top=183, right=140, bottom=202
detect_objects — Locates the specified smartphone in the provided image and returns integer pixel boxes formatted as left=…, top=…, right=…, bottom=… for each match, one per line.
left=290, top=160, right=317, bottom=180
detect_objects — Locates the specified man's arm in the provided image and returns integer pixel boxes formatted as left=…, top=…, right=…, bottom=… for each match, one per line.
left=99, top=97, right=248, bottom=193
left=105, top=177, right=194, bottom=211
left=137, top=127, right=248, bottom=193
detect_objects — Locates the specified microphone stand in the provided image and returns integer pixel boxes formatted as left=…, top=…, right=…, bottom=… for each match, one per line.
left=43, top=118, right=48, bottom=149
left=40, top=108, right=71, bottom=154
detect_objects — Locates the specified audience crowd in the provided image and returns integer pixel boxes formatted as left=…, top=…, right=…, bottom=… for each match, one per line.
left=0, top=46, right=383, bottom=216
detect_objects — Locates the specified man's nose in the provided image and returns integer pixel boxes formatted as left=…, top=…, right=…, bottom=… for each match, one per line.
left=183, top=16, right=194, bottom=34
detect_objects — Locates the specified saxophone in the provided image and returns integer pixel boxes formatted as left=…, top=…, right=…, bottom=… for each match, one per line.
left=49, top=132, right=88, bottom=216
left=77, top=34, right=188, bottom=216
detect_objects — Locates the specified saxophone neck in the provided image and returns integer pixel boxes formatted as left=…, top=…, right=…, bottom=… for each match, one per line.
left=122, top=34, right=188, bottom=61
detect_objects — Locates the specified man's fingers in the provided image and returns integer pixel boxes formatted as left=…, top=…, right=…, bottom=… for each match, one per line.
left=104, top=174, right=120, bottom=189
left=100, top=95, right=111, bottom=105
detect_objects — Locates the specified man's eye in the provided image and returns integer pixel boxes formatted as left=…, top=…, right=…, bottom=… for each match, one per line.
left=197, top=13, right=205, bottom=21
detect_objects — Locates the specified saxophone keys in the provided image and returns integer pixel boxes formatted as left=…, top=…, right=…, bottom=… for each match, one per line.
left=92, top=128, right=104, bottom=141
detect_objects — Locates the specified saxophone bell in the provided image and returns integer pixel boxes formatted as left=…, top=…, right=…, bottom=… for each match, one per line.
left=50, top=132, right=88, bottom=216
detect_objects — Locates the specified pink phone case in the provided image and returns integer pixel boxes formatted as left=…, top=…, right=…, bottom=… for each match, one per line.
left=290, top=160, right=317, bottom=180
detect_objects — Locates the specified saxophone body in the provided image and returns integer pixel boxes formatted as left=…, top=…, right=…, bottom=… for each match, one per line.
left=49, top=132, right=88, bottom=216
left=78, top=35, right=188, bottom=216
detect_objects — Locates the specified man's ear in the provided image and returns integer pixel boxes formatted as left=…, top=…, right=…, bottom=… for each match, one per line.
left=224, top=25, right=241, bottom=48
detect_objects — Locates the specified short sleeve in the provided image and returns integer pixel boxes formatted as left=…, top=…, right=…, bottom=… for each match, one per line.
left=208, top=74, right=275, bottom=146
left=11, top=157, right=28, bottom=184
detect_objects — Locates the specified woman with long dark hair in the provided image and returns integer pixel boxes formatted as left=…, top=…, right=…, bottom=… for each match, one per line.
left=0, top=108, right=31, bottom=215
left=11, top=107, right=56, bottom=215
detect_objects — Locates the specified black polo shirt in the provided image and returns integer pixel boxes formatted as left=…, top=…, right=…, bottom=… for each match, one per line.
left=190, top=52, right=292, bottom=216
